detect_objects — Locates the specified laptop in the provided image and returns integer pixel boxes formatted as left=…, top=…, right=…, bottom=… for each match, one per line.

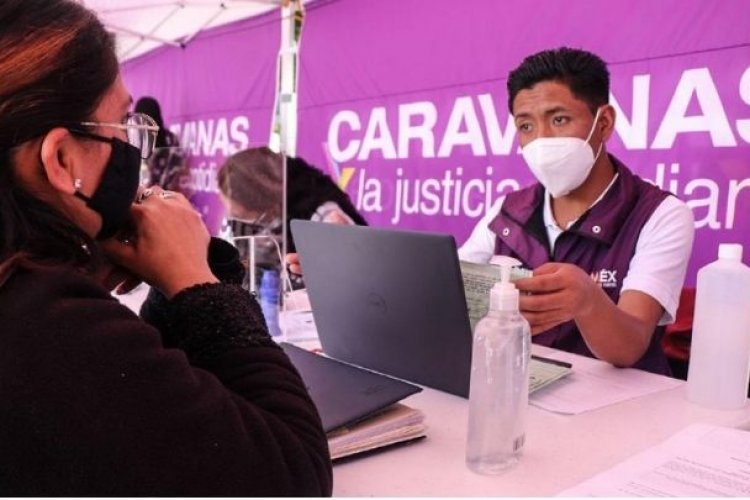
left=280, top=342, right=422, bottom=432
left=290, top=220, right=473, bottom=397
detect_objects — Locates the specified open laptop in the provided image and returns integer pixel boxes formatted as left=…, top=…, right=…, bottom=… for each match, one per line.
left=280, top=342, right=421, bottom=432
left=290, top=220, right=473, bottom=397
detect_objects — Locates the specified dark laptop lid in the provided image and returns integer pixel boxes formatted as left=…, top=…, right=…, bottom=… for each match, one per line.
left=280, top=342, right=421, bottom=432
left=290, top=220, right=473, bottom=397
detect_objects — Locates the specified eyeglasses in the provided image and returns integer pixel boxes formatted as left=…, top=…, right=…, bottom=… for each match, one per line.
left=73, top=112, right=159, bottom=159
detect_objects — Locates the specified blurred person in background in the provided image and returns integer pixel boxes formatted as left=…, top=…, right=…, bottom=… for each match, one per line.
left=218, top=146, right=366, bottom=288
left=134, top=95, right=190, bottom=195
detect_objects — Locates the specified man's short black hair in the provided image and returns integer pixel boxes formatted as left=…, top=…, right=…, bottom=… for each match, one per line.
left=507, top=47, right=609, bottom=115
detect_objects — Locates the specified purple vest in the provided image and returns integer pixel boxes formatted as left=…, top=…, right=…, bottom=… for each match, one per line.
left=489, top=156, right=672, bottom=375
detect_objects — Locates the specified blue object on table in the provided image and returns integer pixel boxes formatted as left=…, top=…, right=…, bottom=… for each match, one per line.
left=259, top=268, right=282, bottom=337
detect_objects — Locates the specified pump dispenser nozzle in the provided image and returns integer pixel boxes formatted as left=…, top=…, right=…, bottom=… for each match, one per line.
left=489, top=265, right=520, bottom=312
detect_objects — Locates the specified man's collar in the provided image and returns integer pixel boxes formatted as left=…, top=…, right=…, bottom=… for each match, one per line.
left=542, top=173, right=620, bottom=231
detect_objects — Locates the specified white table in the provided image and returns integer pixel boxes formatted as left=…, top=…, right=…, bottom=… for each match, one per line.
left=331, top=346, right=750, bottom=497
left=119, top=296, right=750, bottom=495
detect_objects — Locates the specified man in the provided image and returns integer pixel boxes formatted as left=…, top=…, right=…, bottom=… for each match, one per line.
left=459, top=47, right=694, bottom=375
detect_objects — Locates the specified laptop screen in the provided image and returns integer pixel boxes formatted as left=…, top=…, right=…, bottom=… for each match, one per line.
left=291, top=220, right=473, bottom=397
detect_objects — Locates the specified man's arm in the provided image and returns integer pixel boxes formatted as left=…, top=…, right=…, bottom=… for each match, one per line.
left=516, top=197, right=695, bottom=367
left=517, top=264, right=663, bottom=366
left=457, top=198, right=504, bottom=264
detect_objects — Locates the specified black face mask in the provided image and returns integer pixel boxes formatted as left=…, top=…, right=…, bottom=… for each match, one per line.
left=74, top=137, right=141, bottom=240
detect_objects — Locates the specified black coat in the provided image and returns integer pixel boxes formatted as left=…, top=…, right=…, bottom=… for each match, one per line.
left=0, top=240, right=332, bottom=495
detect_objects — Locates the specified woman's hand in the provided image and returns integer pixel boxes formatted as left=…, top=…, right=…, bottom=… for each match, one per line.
left=101, top=188, right=218, bottom=298
left=94, top=260, right=143, bottom=294
left=285, top=252, right=303, bottom=276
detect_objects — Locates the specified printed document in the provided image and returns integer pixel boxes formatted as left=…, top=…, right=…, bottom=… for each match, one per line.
left=460, top=260, right=530, bottom=331
left=529, top=355, right=572, bottom=393
left=461, top=261, right=573, bottom=393
left=558, top=424, right=750, bottom=496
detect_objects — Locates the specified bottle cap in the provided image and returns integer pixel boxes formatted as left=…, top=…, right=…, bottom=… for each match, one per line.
left=489, top=265, right=519, bottom=312
left=718, top=243, right=743, bottom=262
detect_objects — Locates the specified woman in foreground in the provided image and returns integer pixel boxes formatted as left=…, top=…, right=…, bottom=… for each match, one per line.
left=0, top=0, right=332, bottom=495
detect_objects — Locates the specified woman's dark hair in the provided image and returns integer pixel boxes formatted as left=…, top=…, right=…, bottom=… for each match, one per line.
left=507, top=47, right=609, bottom=116
left=134, top=96, right=169, bottom=148
left=286, top=156, right=368, bottom=228
left=0, top=0, right=119, bottom=280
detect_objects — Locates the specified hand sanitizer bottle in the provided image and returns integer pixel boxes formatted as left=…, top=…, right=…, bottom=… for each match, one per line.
left=466, top=265, right=531, bottom=474
left=687, top=243, right=750, bottom=409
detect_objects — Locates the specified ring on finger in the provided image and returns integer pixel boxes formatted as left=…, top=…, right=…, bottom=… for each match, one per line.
left=159, top=190, right=177, bottom=200
left=137, top=188, right=154, bottom=203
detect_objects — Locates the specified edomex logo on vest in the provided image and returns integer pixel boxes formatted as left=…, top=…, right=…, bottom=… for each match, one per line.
left=591, top=269, right=618, bottom=289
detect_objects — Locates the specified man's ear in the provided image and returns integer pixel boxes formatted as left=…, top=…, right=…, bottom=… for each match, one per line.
left=600, top=104, right=616, bottom=142
left=39, top=127, right=79, bottom=195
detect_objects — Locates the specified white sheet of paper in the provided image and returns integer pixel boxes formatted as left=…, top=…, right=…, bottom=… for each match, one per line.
left=558, top=423, right=750, bottom=497
left=279, top=310, right=318, bottom=343
left=529, top=354, right=681, bottom=415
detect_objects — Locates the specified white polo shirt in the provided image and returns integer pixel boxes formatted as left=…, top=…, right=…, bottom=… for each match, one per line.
left=458, top=182, right=695, bottom=325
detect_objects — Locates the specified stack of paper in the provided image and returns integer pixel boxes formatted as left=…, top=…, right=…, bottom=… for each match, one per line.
left=327, top=404, right=427, bottom=460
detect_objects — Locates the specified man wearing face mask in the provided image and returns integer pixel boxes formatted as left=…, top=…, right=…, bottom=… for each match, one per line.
left=459, top=47, right=694, bottom=375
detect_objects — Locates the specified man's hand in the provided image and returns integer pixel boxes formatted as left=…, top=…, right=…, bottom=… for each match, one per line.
left=514, top=261, right=663, bottom=367
left=514, top=262, right=597, bottom=335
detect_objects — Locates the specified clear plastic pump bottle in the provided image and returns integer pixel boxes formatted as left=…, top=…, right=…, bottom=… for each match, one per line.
left=687, top=243, right=750, bottom=409
left=466, top=266, right=531, bottom=474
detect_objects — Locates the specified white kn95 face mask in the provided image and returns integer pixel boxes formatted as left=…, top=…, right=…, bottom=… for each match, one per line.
left=521, top=107, right=604, bottom=198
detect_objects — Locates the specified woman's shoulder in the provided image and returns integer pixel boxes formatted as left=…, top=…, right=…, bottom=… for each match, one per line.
left=0, top=264, right=148, bottom=365
left=7, top=263, right=108, bottom=295
left=3, top=264, right=125, bottom=323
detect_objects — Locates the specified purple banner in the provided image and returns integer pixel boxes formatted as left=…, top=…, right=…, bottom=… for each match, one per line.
left=297, top=0, right=750, bottom=285
left=122, top=10, right=280, bottom=233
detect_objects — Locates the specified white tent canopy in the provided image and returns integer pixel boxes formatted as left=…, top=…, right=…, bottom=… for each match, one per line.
left=81, top=0, right=285, bottom=61
left=83, top=0, right=303, bottom=153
